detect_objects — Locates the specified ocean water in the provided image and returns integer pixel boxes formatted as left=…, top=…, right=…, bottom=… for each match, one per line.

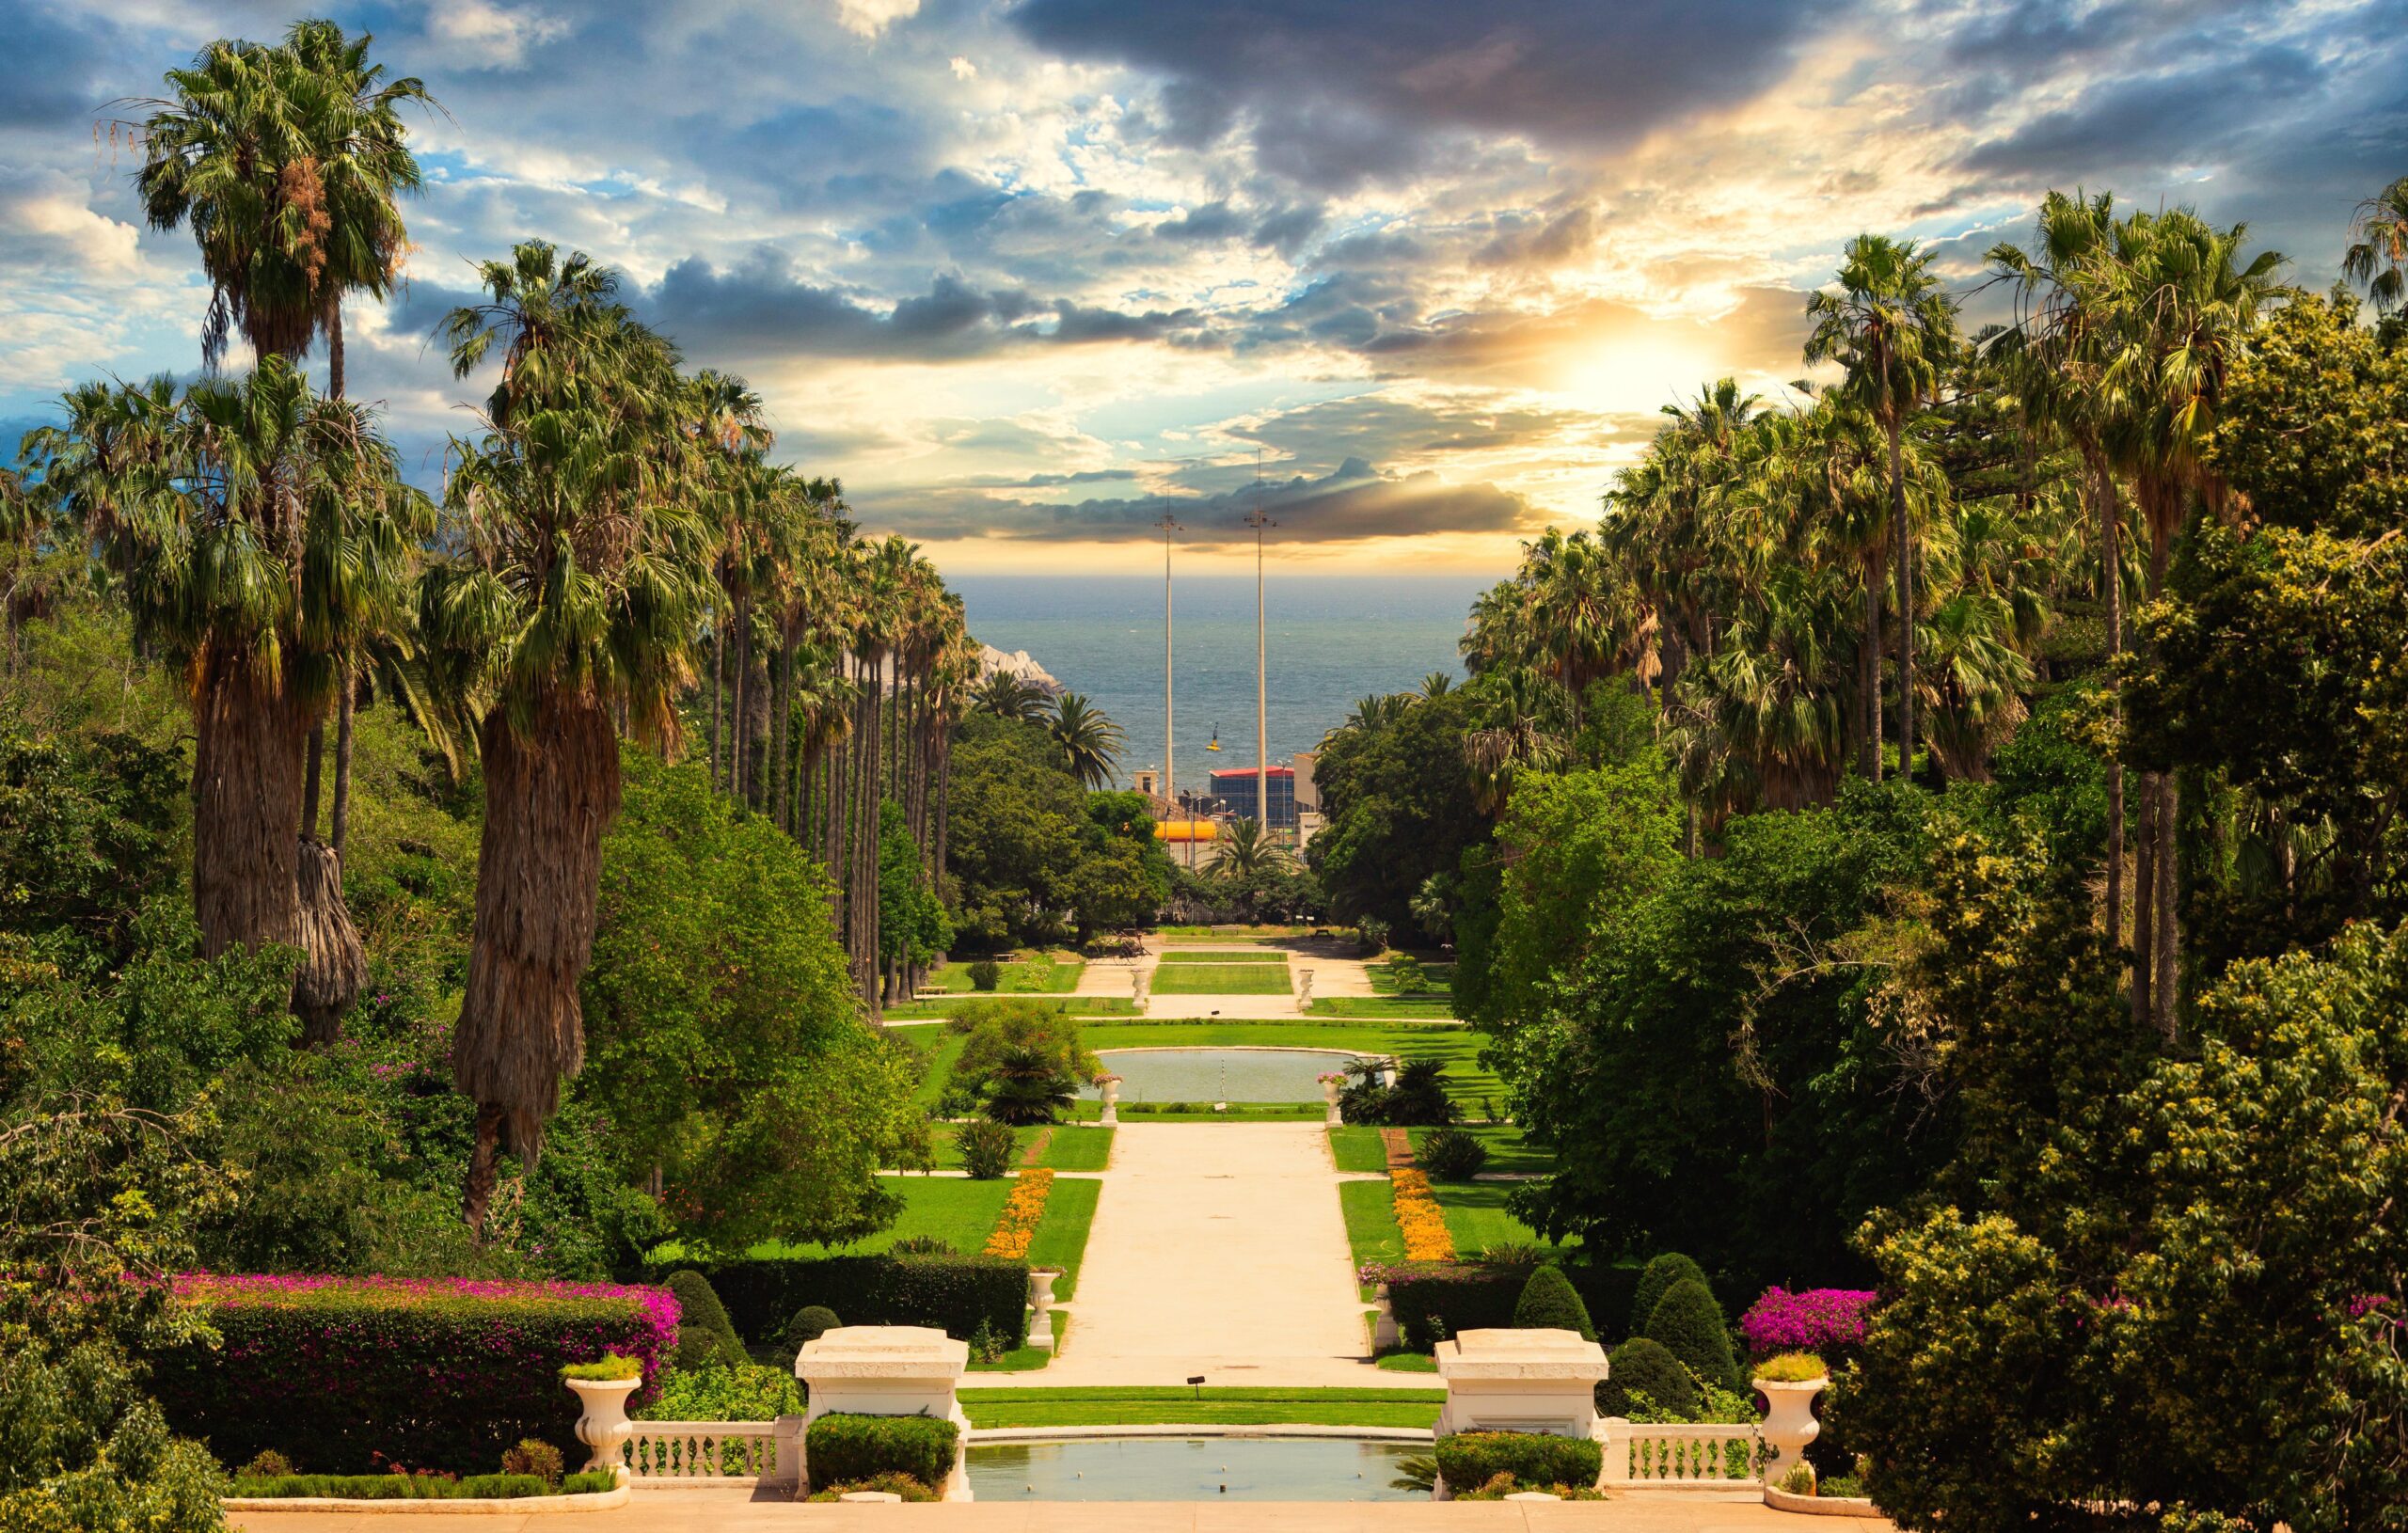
left=950, top=575, right=1487, bottom=797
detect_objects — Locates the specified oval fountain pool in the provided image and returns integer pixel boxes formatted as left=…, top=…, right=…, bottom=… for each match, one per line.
left=1080, top=1047, right=1370, bottom=1103
left=967, top=1438, right=1423, bottom=1501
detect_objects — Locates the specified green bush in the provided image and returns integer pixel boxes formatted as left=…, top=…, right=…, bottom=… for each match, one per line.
left=784, top=1305, right=843, bottom=1353
left=499, top=1438, right=562, bottom=1485
left=637, top=1362, right=803, bottom=1422
left=227, top=1472, right=604, bottom=1501
left=1752, top=1351, right=1828, bottom=1383
left=1434, top=1430, right=1600, bottom=1493
left=1645, top=1277, right=1741, bottom=1394
left=805, top=1414, right=958, bottom=1491
left=888, top=1236, right=953, bottom=1256
left=559, top=1355, right=642, bottom=1382
left=806, top=1472, right=937, bottom=1502
left=1386, top=1261, right=1525, bottom=1351
left=1418, top=1127, right=1488, bottom=1181
left=968, top=959, right=1002, bottom=991
left=664, top=1272, right=744, bottom=1359
left=238, top=1450, right=295, bottom=1478
left=1511, top=1264, right=1596, bottom=1341
left=1598, top=1337, right=1699, bottom=1418
left=956, top=1119, right=1016, bottom=1179
left=674, top=1324, right=737, bottom=1372
left=1628, top=1252, right=1707, bottom=1336
left=664, top=1256, right=1027, bottom=1351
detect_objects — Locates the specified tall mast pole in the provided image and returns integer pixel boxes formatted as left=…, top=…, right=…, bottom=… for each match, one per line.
left=1244, top=466, right=1275, bottom=833
left=1158, top=512, right=1180, bottom=805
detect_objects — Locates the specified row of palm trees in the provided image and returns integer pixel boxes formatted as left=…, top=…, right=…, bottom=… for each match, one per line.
left=19, top=20, right=982, bottom=1233
left=1463, top=183, right=2404, bottom=1035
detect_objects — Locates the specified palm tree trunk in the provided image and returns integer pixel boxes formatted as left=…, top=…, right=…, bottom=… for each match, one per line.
left=2092, top=450, right=2125, bottom=956
left=709, top=623, right=724, bottom=792
left=733, top=606, right=751, bottom=804
left=331, top=660, right=355, bottom=861
left=193, top=642, right=310, bottom=963
left=1861, top=557, right=1884, bottom=782
left=2132, top=776, right=2156, bottom=1029
left=327, top=297, right=346, bottom=402
left=464, top=1102, right=504, bottom=1240
left=303, top=724, right=325, bottom=837
left=1887, top=418, right=1913, bottom=782
left=2151, top=772, right=2180, bottom=1041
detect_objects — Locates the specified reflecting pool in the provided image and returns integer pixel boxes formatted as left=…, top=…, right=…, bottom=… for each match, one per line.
left=967, top=1437, right=1422, bottom=1501
left=1082, top=1047, right=1370, bottom=1103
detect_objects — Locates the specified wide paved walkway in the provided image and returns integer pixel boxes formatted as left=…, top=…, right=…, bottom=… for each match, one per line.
left=992, top=1121, right=1391, bottom=1386
left=230, top=1489, right=1889, bottom=1530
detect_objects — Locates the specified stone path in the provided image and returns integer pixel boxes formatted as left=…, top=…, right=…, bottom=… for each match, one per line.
left=230, top=1488, right=1891, bottom=1530
left=987, top=1121, right=1408, bottom=1388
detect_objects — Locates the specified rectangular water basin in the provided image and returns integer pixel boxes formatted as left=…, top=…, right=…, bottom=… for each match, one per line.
left=967, top=1437, right=1421, bottom=1501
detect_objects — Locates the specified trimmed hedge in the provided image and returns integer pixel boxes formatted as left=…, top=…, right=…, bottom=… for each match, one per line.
left=228, top=1473, right=615, bottom=1500
left=1380, top=1260, right=1524, bottom=1351
left=1563, top=1261, right=1642, bottom=1342
left=805, top=1414, right=958, bottom=1490
left=664, top=1271, right=743, bottom=1359
left=151, top=1275, right=676, bottom=1475
left=1434, top=1430, right=1602, bottom=1492
left=1598, top=1336, right=1699, bottom=1418
left=664, top=1255, right=1027, bottom=1350
left=1512, top=1265, right=1596, bottom=1341
left=1645, top=1277, right=1741, bottom=1394
left=1629, top=1252, right=1708, bottom=1337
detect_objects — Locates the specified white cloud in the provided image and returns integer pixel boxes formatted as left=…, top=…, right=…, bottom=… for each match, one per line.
left=833, top=0, right=921, bottom=40
left=426, top=0, right=569, bottom=70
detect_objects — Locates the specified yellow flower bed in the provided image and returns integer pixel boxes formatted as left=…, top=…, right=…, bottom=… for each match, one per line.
left=1390, top=1166, right=1455, bottom=1261
left=983, top=1168, right=1054, bottom=1259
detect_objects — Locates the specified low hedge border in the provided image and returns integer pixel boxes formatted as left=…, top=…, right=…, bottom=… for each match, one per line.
left=662, top=1255, right=1027, bottom=1350
left=1373, top=1259, right=1644, bottom=1351
left=805, top=1414, right=959, bottom=1491
left=154, top=1275, right=676, bottom=1476
left=1434, top=1430, right=1603, bottom=1494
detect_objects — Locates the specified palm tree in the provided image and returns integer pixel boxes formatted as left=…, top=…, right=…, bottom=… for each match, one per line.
left=981, top=1045, right=1078, bottom=1126
left=1805, top=235, right=1959, bottom=779
left=972, top=671, right=1048, bottom=721
left=2343, top=175, right=2408, bottom=315
left=425, top=241, right=710, bottom=1235
left=1047, top=692, right=1125, bottom=790
left=1463, top=668, right=1566, bottom=815
left=24, top=358, right=412, bottom=992
left=1212, top=815, right=1289, bottom=878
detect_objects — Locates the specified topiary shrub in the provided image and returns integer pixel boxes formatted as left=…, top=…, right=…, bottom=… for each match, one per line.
left=1628, top=1252, right=1708, bottom=1336
left=1644, top=1277, right=1741, bottom=1395
left=957, top=1119, right=1016, bottom=1179
left=783, top=1305, right=843, bottom=1354
left=1418, top=1127, right=1488, bottom=1181
left=968, top=959, right=1002, bottom=991
left=1511, top=1264, right=1596, bottom=1341
left=674, top=1324, right=736, bottom=1372
left=1433, top=1430, right=1600, bottom=1493
left=657, top=1256, right=1027, bottom=1351
left=804, top=1414, right=958, bottom=1491
left=664, top=1272, right=744, bottom=1360
left=499, top=1438, right=562, bottom=1486
left=1598, top=1336, right=1699, bottom=1419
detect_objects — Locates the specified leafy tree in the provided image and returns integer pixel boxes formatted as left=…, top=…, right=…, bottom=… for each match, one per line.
left=878, top=800, right=950, bottom=978
left=948, top=1000, right=1098, bottom=1116
left=578, top=752, right=914, bottom=1255
left=1309, top=687, right=1485, bottom=927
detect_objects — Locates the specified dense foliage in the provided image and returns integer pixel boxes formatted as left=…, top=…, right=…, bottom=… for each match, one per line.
left=803, top=1413, right=958, bottom=1491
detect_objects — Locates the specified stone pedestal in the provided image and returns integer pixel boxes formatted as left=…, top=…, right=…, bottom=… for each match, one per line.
left=1028, top=1269, right=1059, bottom=1351
left=1434, top=1328, right=1612, bottom=1498
left=1298, top=969, right=1314, bottom=1004
left=1322, top=1078, right=1343, bottom=1127
left=798, top=1326, right=973, bottom=1501
left=1099, top=1077, right=1120, bottom=1128
left=1371, top=1283, right=1400, bottom=1350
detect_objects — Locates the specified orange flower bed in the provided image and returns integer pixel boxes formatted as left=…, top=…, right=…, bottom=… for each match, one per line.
left=1390, top=1166, right=1456, bottom=1261
left=983, top=1169, right=1054, bottom=1259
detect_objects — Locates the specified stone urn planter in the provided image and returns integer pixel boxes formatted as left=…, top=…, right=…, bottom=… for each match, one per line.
left=1098, top=1075, right=1121, bottom=1128
left=1753, top=1376, right=1827, bottom=1484
left=1028, top=1268, right=1061, bottom=1350
left=1319, top=1072, right=1345, bottom=1127
left=564, top=1376, right=640, bottom=1474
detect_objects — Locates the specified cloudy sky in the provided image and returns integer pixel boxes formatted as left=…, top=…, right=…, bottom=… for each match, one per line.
left=3, top=0, right=2400, bottom=575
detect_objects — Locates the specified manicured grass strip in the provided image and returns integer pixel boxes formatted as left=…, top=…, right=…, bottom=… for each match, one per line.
left=1428, top=1178, right=1554, bottom=1256
left=900, top=1027, right=969, bottom=1109
left=1022, top=1175, right=1100, bottom=1301
left=958, top=1386, right=1443, bottom=1430
left=748, top=1175, right=1010, bottom=1257
left=1149, top=964, right=1293, bottom=995
left=1410, top=1123, right=1551, bottom=1176
left=1339, top=1177, right=1404, bottom=1278
left=969, top=1309, right=1067, bottom=1373
left=1083, top=1021, right=1503, bottom=1111
left=1037, top=1125, right=1113, bottom=1170
left=1151, top=950, right=1292, bottom=964
left=1328, top=1126, right=1388, bottom=1173
left=929, top=955, right=1085, bottom=994
left=1307, top=997, right=1460, bottom=1019
left=883, top=996, right=1139, bottom=1020
left=1376, top=1351, right=1439, bottom=1373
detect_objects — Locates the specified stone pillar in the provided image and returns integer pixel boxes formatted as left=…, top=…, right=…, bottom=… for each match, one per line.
left=1298, top=969, right=1314, bottom=1004
left=1028, top=1269, right=1059, bottom=1351
left=798, top=1326, right=974, bottom=1501
left=1433, top=1328, right=1612, bottom=1499
left=1133, top=970, right=1149, bottom=1010
left=1099, top=1076, right=1120, bottom=1128
left=768, top=1414, right=805, bottom=1497
left=1371, top=1283, right=1400, bottom=1350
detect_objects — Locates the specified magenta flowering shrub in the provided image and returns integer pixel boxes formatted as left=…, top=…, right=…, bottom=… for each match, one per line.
left=150, top=1273, right=678, bottom=1474
left=1738, top=1287, right=1875, bottom=1356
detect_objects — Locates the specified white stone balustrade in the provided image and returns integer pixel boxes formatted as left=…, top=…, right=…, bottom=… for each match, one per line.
left=797, top=1325, right=974, bottom=1501
left=1601, top=1417, right=1761, bottom=1487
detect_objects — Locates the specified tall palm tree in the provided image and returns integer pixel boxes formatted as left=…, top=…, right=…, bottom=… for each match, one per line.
left=972, top=671, right=1048, bottom=721
left=1212, top=815, right=1289, bottom=878
left=1047, top=691, right=1125, bottom=790
left=1805, top=235, right=1959, bottom=780
left=425, top=241, right=709, bottom=1235
left=2343, top=175, right=2408, bottom=315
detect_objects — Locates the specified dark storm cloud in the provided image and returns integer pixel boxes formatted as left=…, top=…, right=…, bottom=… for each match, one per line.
left=1954, top=44, right=2326, bottom=179
left=1202, top=393, right=1609, bottom=479
left=639, top=252, right=1215, bottom=361
left=1009, top=0, right=1836, bottom=189
left=0, top=7, right=124, bottom=128
left=864, top=455, right=1544, bottom=545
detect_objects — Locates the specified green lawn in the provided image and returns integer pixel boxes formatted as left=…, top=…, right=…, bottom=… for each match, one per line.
left=747, top=1175, right=1009, bottom=1258
left=1339, top=1177, right=1404, bottom=1286
left=1034, top=1125, right=1114, bottom=1170
left=1149, top=963, right=1293, bottom=995
left=928, top=954, right=1085, bottom=994
left=1376, top=1351, right=1439, bottom=1373
left=1410, top=1123, right=1551, bottom=1176
left=1426, top=1178, right=1553, bottom=1256
left=1327, top=1126, right=1388, bottom=1172
left=881, top=996, right=1139, bottom=1021
left=1024, top=1174, right=1101, bottom=1300
left=958, top=1387, right=1443, bottom=1430
left=1083, top=1021, right=1505, bottom=1114
left=969, top=1310, right=1067, bottom=1373
left=1306, top=997, right=1460, bottom=1019
left=1153, top=950, right=1293, bottom=964
left=1157, top=926, right=1300, bottom=940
